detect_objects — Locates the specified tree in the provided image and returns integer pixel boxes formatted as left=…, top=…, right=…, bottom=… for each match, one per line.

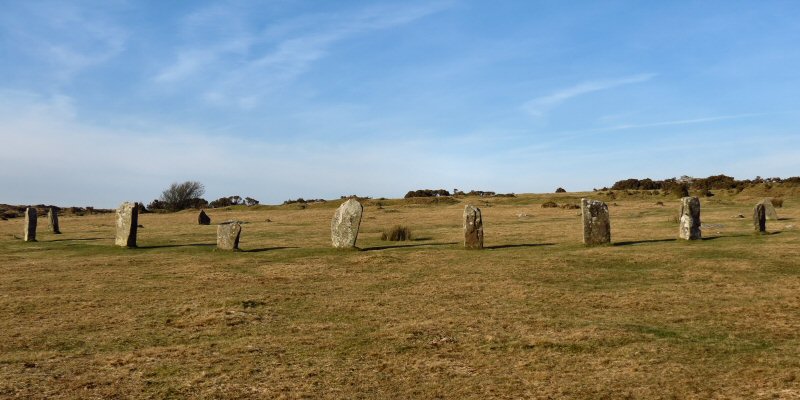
left=159, top=181, right=206, bottom=211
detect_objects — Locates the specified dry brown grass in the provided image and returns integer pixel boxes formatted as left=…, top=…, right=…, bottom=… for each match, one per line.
left=0, top=192, right=798, bottom=398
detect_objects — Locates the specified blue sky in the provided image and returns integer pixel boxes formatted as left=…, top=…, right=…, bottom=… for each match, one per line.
left=1, top=1, right=799, bottom=207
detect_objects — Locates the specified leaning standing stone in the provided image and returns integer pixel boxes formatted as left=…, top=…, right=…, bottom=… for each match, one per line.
left=24, top=207, right=37, bottom=242
left=581, top=198, right=610, bottom=245
left=48, top=207, right=61, bottom=234
left=463, top=204, right=483, bottom=249
left=198, top=209, right=211, bottom=225
left=331, top=199, right=363, bottom=248
left=753, top=203, right=766, bottom=233
left=217, top=221, right=242, bottom=250
left=679, top=197, right=701, bottom=240
left=759, top=199, right=778, bottom=220
left=115, top=202, right=139, bottom=247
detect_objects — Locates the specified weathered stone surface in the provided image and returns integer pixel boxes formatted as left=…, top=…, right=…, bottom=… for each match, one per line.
left=759, top=199, right=778, bottom=220
left=581, top=198, right=610, bottom=245
left=24, top=207, right=37, bottom=242
left=463, top=204, right=483, bottom=249
left=331, top=199, right=363, bottom=248
left=198, top=210, right=211, bottom=225
left=115, top=202, right=139, bottom=247
left=679, top=197, right=701, bottom=240
left=753, top=203, right=767, bottom=233
left=48, top=207, right=61, bottom=234
left=217, top=221, right=242, bottom=250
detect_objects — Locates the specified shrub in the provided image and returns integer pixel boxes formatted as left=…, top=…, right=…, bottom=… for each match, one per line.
left=159, top=181, right=206, bottom=211
left=404, top=189, right=451, bottom=198
left=541, top=201, right=559, bottom=208
left=381, top=225, right=412, bottom=241
left=555, top=187, right=566, bottom=193
left=771, top=198, right=784, bottom=208
left=560, top=203, right=580, bottom=210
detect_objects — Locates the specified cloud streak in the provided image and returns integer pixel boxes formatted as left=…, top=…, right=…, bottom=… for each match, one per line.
left=153, top=2, right=453, bottom=107
left=523, top=73, right=656, bottom=117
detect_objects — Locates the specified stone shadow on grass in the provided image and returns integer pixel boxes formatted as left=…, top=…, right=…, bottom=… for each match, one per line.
left=244, top=246, right=298, bottom=253
left=360, top=242, right=458, bottom=251
left=137, top=243, right=216, bottom=249
left=613, top=238, right=677, bottom=246
left=47, top=237, right=104, bottom=242
left=485, top=243, right=555, bottom=250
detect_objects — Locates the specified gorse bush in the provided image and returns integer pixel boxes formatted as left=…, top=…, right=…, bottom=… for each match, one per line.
left=541, top=201, right=559, bottom=208
left=381, top=225, right=412, bottom=241
left=771, top=198, right=784, bottom=208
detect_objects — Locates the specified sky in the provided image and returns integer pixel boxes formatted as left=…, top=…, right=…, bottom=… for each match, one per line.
left=1, top=0, right=799, bottom=207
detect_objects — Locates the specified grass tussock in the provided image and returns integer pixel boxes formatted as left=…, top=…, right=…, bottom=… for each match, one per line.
left=381, top=225, right=412, bottom=241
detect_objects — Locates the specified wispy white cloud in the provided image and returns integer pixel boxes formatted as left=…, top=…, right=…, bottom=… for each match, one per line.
left=0, top=2, right=127, bottom=80
left=523, top=73, right=656, bottom=117
left=153, top=1, right=453, bottom=107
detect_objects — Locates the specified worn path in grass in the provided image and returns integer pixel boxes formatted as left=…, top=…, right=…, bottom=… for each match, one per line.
left=0, top=192, right=798, bottom=398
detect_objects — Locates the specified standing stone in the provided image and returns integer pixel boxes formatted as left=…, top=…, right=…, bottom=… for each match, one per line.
left=48, top=207, right=61, bottom=234
left=679, top=197, right=702, bottom=240
left=753, top=203, right=767, bottom=233
left=115, top=202, right=139, bottom=247
left=759, top=199, right=778, bottom=220
left=217, top=221, right=242, bottom=250
left=23, top=207, right=37, bottom=242
left=463, top=204, right=483, bottom=249
left=331, top=199, right=363, bottom=248
left=581, top=198, right=610, bottom=245
left=198, top=210, right=211, bottom=225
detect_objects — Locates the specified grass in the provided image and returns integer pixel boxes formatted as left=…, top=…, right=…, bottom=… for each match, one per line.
left=0, top=192, right=799, bottom=398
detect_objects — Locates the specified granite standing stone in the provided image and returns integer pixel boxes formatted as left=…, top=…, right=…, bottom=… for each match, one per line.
left=24, top=207, right=37, bottom=242
left=331, top=199, right=363, bottom=248
left=217, top=221, right=242, bottom=250
left=581, top=198, right=610, bottom=245
left=48, top=207, right=61, bottom=234
left=198, top=209, right=211, bottom=225
left=759, top=199, right=779, bottom=220
left=463, top=204, right=484, bottom=249
left=679, top=197, right=702, bottom=240
left=115, top=202, right=139, bottom=247
left=753, top=203, right=767, bottom=233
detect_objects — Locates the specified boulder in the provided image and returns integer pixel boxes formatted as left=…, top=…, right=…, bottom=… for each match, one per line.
left=759, top=199, right=778, bottom=220
left=753, top=203, right=766, bottom=233
left=114, top=202, right=139, bottom=247
left=24, top=207, right=37, bottom=242
left=48, top=207, right=61, bottom=234
left=331, top=199, right=363, bottom=248
left=679, top=197, right=701, bottom=240
left=463, top=204, right=483, bottom=249
left=198, top=210, right=211, bottom=225
left=217, top=221, right=242, bottom=250
left=581, top=198, right=610, bottom=245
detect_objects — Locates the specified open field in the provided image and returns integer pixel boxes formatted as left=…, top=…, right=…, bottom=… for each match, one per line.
left=1, top=191, right=799, bottom=399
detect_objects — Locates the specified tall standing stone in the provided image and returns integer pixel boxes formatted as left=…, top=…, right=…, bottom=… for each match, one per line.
left=581, top=198, right=610, bottom=245
left=23, top=207, right=37, bottom=242
left=753, top=203, right=767, bottom=233
left=679, top=197, right=701, bottom=240
left=48, top=207, right=61, bottom=234
left=463, top=204, right=483, bottom=249
left=759, top=199, right=778, bottom=220
left=217, top=221, right=242, bottom=250
left=115, top=202, right=138, bottom=247
left=198, top=210, right=211, bottom=225
left=331, top=199, right=363, bottom=248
